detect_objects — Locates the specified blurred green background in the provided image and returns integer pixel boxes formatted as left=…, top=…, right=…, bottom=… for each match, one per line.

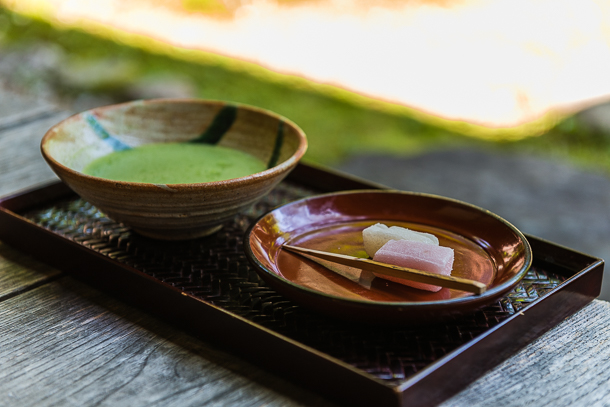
left=1, top=5, right=609, bottom=173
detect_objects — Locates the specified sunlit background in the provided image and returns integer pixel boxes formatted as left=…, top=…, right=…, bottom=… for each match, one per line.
left=1, top=0, right=610, bottom=192
left=5, top=0, right=610, bottom=127
left=2, top=0, right=610, bottom=165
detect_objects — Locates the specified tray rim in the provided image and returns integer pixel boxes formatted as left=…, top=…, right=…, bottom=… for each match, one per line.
left=0, top=163, right=604, bottom=407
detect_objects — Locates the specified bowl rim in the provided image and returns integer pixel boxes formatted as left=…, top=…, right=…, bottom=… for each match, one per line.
left=40, top=98, right=308, bottom=189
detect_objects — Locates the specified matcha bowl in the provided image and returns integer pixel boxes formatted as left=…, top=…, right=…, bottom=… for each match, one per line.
left=41, top=99, right=307, bottom=240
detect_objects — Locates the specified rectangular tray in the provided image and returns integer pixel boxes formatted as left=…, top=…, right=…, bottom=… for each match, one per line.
left=0, top=163, right=604, bottom=407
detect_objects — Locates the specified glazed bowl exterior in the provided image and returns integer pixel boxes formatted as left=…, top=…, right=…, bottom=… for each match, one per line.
left=41, top=99, right=307, bottom=240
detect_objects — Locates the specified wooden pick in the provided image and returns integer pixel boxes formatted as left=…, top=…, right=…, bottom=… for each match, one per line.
left=283, top=244, right=487, bottom=294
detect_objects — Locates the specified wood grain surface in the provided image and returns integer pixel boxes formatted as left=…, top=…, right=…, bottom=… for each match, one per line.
left=441, top=299, right=610, bottom=407
left=0, top=112, right=68, bottom=196
left=0, top=91, right=64, bottom=301
left=0, top=243, right=61, bottom=301
left=0, top=91, right=59, bottom=131
left=0, top=277, right=337, bottom=407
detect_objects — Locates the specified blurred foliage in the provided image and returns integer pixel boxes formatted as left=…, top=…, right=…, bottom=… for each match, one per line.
left=504, top=114, right=610, bottom=173
left=182, top=0, right=315, bottom=14
left=0, top=6, right=609, bottom=173
left=181, top=0, right=231, bottom=16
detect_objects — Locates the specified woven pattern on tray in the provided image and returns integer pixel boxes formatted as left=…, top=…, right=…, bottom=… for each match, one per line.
left=24, top=181, right=565, bottom=385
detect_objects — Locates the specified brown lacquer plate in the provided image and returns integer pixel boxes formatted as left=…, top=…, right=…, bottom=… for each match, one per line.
left=245, top=190, right=532, bottom=323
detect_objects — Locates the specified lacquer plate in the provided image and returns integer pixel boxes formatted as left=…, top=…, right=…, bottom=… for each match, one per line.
left=244, top=190, right=532, bottom=324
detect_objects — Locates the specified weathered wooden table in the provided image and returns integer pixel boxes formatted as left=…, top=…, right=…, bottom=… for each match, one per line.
left=1, top=87, right=609, bottom=407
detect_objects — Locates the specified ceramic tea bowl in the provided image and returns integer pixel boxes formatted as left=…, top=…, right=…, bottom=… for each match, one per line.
left=41, top=98, right=307, bottom=240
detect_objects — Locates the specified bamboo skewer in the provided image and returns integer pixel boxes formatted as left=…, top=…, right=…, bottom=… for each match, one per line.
left=283, top=244, right=487, bottom=294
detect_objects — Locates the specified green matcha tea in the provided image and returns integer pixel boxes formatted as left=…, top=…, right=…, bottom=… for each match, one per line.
left=83, top=143, right=266, bottom=184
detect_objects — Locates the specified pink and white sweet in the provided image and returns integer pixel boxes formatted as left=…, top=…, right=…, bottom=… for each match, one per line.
left=362, top=223, right=454, bottom=292
left=362, top=223, right=439, bottom=257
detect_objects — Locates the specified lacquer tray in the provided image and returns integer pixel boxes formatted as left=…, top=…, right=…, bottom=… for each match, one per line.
left=0, top=163, right=604, bottom=407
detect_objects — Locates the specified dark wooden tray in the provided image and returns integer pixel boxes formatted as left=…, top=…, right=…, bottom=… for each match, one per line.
left=0, top=163, right=604, bottom=407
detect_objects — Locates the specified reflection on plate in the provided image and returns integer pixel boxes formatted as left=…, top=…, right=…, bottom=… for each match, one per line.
left=245, top=190, right=532, bottom=324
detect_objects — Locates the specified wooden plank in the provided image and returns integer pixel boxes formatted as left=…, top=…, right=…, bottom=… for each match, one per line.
left=0, top=88, right=59, bottom=130
left=0, top=242, right=61, bottom=301
left=0, top=276, right=338, bottom=407
left=0, top=112, right=70, bottom=197
left=440, top=299, right=610, bottom=407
